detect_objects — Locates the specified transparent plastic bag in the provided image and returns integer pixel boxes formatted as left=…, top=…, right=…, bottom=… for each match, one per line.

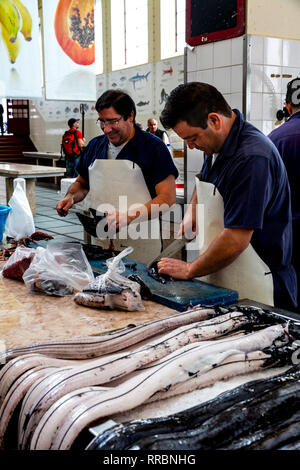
left=4, top=180, right=35, bottom=241
left=95, top=246, right=141, bottom=293
left=1, top=245, right=35, bottom=280
left=74, top=246, right=145, bottom=311
left=22, top=241, right=95, bottom=297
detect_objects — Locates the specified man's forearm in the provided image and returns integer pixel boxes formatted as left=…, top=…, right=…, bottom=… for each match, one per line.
left=146, top=191, right=176, bottom=217
left=126, top=194, right=174, bottom=224
left=127, top=175, right=176, bottom=222
left=189, top=186, right=198, bottom=206
left=66, top=180, right=89, bottom=204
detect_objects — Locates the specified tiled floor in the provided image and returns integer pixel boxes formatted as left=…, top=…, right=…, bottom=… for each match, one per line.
left=34, top=184, right=84, bottom=242
left=3, top=182, right=179, bottom=249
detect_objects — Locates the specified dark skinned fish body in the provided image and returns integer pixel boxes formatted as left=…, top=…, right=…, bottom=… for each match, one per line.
left=86, top=365, right=300, bottom=450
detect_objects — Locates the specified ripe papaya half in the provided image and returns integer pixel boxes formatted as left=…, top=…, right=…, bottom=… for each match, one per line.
left=54, top=0, right=95, bottom=66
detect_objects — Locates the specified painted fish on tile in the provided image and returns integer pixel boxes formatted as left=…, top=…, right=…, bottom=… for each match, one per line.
left=111, top=82, right=118, bottom=87
left=129, top=72, right=151, bottom=89
left=136, top=101, right=150, bottom=107
left=163, top=66, right=173, bottom=76
left=159, top=88, right=169, bottom=105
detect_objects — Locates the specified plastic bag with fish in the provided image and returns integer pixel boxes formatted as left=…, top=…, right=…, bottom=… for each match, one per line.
left=74, top=246, right=145, bottom=311
left=1, top=245, right=35, bottom=280
left=22, top=241, right=95, bottom=297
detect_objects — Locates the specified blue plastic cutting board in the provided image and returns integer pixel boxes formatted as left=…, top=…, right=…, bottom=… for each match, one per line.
left=89, top=257, right=238, bottom=312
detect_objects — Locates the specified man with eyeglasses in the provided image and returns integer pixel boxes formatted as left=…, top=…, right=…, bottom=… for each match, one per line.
left=56, top=89, right=178, bottom=263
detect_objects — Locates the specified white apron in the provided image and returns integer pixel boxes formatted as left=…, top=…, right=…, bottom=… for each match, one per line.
left=88, top=159, right=162, bottom=263
left=195, top=176, right=274, bottom=305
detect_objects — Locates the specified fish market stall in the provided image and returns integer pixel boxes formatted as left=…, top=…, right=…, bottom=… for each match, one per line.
left=0, top=262, right=175, bottom=351
left=0, top=240, right=299, bottom=451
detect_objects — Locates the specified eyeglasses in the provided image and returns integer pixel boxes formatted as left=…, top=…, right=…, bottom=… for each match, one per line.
left=97, top=117, right=123, bottom=128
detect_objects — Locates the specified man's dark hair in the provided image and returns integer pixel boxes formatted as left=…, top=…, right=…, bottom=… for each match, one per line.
left=95, top=89, right=136, bottom=121
left=286, top=77, right=300, bottom=109
left=68, top=118, right=79, bottom=128
left=160, top=82, right=232, bottom=130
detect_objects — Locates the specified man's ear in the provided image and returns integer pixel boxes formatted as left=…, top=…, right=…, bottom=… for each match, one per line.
left=207, top=113, right=222, bottom=131
left=285, top=102, right=293, bottom=116
left=128, top=111, right=135, bottom=123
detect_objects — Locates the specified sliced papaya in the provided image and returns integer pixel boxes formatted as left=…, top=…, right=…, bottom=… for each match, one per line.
left=54, top=0, right=95, bottom=66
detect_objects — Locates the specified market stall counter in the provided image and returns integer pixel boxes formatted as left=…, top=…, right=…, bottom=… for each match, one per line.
left=0, top=271, right=176, bottom=352
left=0, top=245, right=299, bottom=451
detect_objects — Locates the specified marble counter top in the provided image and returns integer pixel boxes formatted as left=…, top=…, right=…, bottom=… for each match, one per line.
left=0, top=163, right=65, bottom=176
left=0, top=274, right=176, bottom=350
left=23, top=152, right=62, bottom=160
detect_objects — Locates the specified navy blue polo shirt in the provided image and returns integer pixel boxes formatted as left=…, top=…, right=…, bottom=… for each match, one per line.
left=201, top=110, right=297, bottom=310
left=77, top=124, right=178, bottom=199
left=268, top=110, right=300, bottom=220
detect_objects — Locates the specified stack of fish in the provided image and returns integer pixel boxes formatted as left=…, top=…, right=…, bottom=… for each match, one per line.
left=87, top=365, right=300, bottom=450
left=0, top=305, right=298, bottom=450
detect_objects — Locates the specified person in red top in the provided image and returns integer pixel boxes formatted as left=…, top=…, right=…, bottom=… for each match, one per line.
left=64, top=118, right=86, bottom=177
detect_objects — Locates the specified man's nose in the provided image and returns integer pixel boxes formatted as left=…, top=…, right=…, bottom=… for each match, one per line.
left=187, top=141, right=195, bottom=150
left=103, top=123, right=113, bottom=133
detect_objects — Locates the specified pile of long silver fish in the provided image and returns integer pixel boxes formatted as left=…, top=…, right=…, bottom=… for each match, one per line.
left=0, top=305, right=298, bottom=450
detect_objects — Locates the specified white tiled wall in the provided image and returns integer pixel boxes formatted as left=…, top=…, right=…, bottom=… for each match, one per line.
left=29, top=57, right=185, bottom=155
left=249, top=35, right=300, bottom=138
left=29, top=102, right=101, bottom=153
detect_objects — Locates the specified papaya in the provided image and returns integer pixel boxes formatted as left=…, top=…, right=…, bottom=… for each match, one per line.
left=54, top=0, right=95, bottom=66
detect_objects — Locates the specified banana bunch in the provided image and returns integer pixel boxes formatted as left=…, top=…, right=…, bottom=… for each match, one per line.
left=0, top=0, right=32, bottom=64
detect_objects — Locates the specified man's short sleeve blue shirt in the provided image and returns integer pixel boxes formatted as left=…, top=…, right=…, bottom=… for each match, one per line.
left=200, top=110, right=297, bottom=309
left=268, top=110, right=300, bottom=220
left=77, top=125, right=178, bottom=199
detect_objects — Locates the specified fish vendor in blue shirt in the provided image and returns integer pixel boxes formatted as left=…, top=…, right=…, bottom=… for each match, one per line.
left=269, top=77, right=300, bottom=312
left=56, top=89, right=178, bottom=263
left=157, top=82, right=297, bottom=311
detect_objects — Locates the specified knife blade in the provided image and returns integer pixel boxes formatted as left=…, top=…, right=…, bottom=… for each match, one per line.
left=76, top=208, right=121, bottom=237
left=147, top=235, right=190, bottom=269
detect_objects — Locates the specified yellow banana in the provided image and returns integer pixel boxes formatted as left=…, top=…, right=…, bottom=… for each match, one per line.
left=0, top=0, right=21, bottom=42
left=1, top=23, right=21, bottom=63
left=12, top=0, right=32, bottom=41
